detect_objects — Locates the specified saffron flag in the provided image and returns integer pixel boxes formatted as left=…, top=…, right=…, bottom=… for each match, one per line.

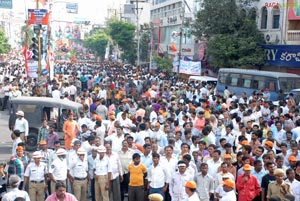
left=171, top=41, right=177, bottom=52
left=23, top=45, right=29, bottom=75
left=28, top=11, right=36, bottom=25
left=42, top=12, right=50, bottom=25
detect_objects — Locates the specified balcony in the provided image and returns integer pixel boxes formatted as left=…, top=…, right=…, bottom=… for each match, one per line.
left=287, top=30, right=300, bottom=44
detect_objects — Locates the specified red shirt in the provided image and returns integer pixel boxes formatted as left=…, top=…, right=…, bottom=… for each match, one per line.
left=236, top=174, right=260, bottom=201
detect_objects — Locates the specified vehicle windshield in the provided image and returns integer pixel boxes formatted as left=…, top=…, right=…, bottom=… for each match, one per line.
left=279, top=77, right=300, bottom=93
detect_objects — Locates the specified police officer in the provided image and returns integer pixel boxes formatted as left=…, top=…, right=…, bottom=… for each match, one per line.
left=48, top=148, right=67, bottom=193
left=22, top=151, right=47, bottom=201
left=67, top=147, right=89, bottom=201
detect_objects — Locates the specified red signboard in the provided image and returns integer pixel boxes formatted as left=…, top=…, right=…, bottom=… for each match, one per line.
left=288, top=0, right=300, bottom=20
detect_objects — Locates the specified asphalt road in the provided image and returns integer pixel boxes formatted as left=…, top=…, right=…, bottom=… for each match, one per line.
left=0, top=111, right=13, bottom=161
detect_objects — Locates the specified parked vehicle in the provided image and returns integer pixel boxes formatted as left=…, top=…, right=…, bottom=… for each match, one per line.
left=9, top=97, right=83, bottom=151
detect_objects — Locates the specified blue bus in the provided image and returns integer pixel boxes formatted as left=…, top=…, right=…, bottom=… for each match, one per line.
left=216, top=68, right=300, bottom=101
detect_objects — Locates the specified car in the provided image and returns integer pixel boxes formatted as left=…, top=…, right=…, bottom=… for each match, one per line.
left=9, top=97, right=83, bottom=151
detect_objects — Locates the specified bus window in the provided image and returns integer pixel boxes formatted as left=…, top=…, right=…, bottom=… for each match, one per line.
left=219, top=72, right=228, bottom=84
left=230, top=73, right=239, bottom=86
left=244, top=80, right=251, bottom=88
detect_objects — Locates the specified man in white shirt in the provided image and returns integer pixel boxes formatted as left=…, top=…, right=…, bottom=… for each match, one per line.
left=184, top=180, right=200, bottom=201
left=93, top=145, right=112, bottom=201
left=148, top=152, right=170, bottom=197
left=12, top=130, right=22, bottom=156
left=220, top=179, right=236, bottom=201
left=105, top=126, right=124, bottom=152
left=14, top=111, right=29, bottom=142
left=285, top=168, right=300, bottom=201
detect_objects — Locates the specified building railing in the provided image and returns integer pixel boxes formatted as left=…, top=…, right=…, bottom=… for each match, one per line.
left=287, top=30, right=300, bottom=41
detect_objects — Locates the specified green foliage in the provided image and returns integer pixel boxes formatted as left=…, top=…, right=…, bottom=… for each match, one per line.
left=140, top=23, right=151, bottom=62
left=152, top=52, right=173, bottom=73
left=193, top=0, right=265, bottom=69
left=83, top=31, right=108, bottom=60
left=0, top=28, right=11, bottom=54
left=107, top=19, right=136, bottom=64
left=20, top=25, right=34, bottom=48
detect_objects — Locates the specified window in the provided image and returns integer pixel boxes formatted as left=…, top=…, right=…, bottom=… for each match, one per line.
left=261, top=7, right=268, bottom=29
left=241, top=75, right=252, bottom=88
left=272, top=7, right=280, bottom=29
left=230, top=73, right=240, bottom=86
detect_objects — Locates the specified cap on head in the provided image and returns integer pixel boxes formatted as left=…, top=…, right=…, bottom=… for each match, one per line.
left=222, top=179, right=235, bottom=188
left=56, top=148, right=67, bottom=156
left=39, top=140, right=47, bottom=145
left=16, top=111, right=24, bottom=116
left=289, top=155, right=297, bottom=162
left=224, top=154, right=232, bottom=159
left=32, top=151, right=42, bottom=159
left=16, top=146, right=24, bottom=151
left=185, top=180, right=197, bottom=189
left=97, top=145, right=106, bottom=153
left=77, top=148, right=86, bottom=155
left=274, top=168, right=285, bottom=176
left=243, top=164, right=252, bottom=171
left=265, top=141, right=274, bottom=148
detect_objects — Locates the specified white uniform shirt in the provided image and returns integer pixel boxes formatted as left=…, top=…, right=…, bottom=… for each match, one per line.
left=49, top=158, right=67, bottom=180
left=68, top=157, right=88, bottom=178
left=148, top=163, right=171, bottom=188
left=14, top=118, right=29, bottom=136
left=94, top=155, right=112, bottom=176
left=24, top=162, right=47, bottom=181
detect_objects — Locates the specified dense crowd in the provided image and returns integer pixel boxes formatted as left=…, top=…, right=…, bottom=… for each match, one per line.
left=0, top=59, right=300, bottom=201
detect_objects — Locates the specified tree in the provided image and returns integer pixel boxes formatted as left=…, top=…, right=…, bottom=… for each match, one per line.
left=193, top=0, right=265, bottom=69
left=0, top=28, right=11, bottom=54
left=152, top=52, right=173, bottom=73
left=140, top=23, right=151, bottom=62
left=83, top=31, right=108, bottom=60
left=107, top=19, right=136, bottom=64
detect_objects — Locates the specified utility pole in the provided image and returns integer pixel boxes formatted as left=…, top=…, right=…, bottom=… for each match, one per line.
left=36, top=0, right=41, bottom=79
left=132, top=0, right=143, bottom=67
left=177, top=0, right=185, bottom=75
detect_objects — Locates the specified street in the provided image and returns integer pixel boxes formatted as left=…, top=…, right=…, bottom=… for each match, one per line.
left=0, top=112, right=13, bottom=161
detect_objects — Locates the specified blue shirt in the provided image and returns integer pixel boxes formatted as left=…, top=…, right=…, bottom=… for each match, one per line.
left=251, top=168, right=267, bottom=186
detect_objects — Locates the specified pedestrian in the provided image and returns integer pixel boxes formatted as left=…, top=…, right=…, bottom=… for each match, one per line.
left=267, top=168, right=293, bottom=200
left=14, top=111, right=29, bottom=142
left=93, top=145, right=112, bottom=201
left=128, top=153, right=147, bottom=201
left=22, top=151, right=47, bottom=201
left=2, top=175, right=30, bottom=201
left=185, top=180, right=200, bottom=201
left=220, top=179, right=236, bottom=201
left=194, top=163, right=214, bottom=201
left=236, top=164, right=260, bottom=200
left=45, top=181, right=77, bottom=201
left=48, top=148, right=67, bottom=193
left=67, top=147, right=89, bottom=201
left=63, top=113, right=80, bottom=150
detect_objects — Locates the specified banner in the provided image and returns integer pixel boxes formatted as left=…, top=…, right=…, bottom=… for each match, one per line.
left=66, top=3, right=78, bottom=14
left=0, top=0, right=12, bottom=9
left=262, top=45, right=300, bottom=67
left=27, top=60, right=38, bottom=78
left=27, top=9, right=48, bottom=24
left=288, top=0, right=300, bottom=20
left=173, top=60, right=201, bottom=75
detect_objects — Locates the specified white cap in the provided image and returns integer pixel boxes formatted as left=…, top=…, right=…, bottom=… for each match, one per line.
left=32, top=151, right=42, bottom=158
left=97, top=145, right=106, bottom=153
left=77, top=148, right=86, bottom=155
left=56, top=148, right=67, bottom=156
left=16, top=111, right=24, bottom=116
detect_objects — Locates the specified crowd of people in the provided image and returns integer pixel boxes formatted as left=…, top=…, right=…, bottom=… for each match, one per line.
left=0, top=59, right=300, bottom=201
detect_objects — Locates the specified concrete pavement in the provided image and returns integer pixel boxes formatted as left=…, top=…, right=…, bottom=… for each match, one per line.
left=0, top=111, right=13, bottom=161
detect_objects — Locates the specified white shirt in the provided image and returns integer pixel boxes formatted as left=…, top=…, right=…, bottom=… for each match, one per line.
left=220, top=190, right=236, bottom=201
left=105, top=134, right=124, bottom=152
left=195, top=173, right=214, bottom=200
left=206, top=159, right=222, bottom=178
left=14, top=118, right=29, bottom=136
left=160, top=156, right=178, bottom=176
left=107, top=152, right=123, bottom=180
left=81, top=141, right=92, bottom=154
left=88, top=154, right=98, bottom=179
left=94, top=155, right=112, bottom=176
left=2, top=188, right=30, bottom=201
left=169, top=171, right=193, bottom=201
left=12, top=137, right=22, bottom=156
left=135, top=130, right=150, bottom=145
left=188, top=192, right=201, bottom=201
left=285, top=179, right=300, bottom=201
left=68, top=157, right=88, bottom=178
left=118, top=149, right=134, bottom=174
left=148, top=163, right=171, bottom=188
left=49, top=158, right=67, bottom=180
left=24, top=162, right=47, bottom=181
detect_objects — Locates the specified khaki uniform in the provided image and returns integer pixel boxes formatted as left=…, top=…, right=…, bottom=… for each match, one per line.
left=24, top=162, right=47, bottom=201
left=267, top=181, right=293, bottom=200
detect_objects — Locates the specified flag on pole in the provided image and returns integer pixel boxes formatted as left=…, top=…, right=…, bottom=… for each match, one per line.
left=28, top=11, right=36, bottom=25
left=171, top=41, right=177, bottom=52
left=42, top=12, right=50, bottom=25
left=23, top=45, right=29, bottom=75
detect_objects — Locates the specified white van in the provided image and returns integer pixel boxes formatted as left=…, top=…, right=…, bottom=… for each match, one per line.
left=189, top=76, right=218, bottom=85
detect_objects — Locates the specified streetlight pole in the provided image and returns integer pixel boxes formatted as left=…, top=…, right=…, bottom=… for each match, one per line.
left=177, top=0, right=185, bottom=75
left=132, top=0, right=143, bottom=67
left=36, top=0, right=41, bottom=79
